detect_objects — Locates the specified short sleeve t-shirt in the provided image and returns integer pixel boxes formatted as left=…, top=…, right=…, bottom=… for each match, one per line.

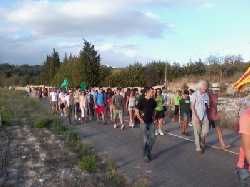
left=95, top=93, right=105, bottom=106
left=155, top=95, right=164, bottom=112
left=208, top=93, right=220, bottom=121
left=180, top=97, right=191, bottom=115
left=174, top=95, right=182, bottom=106
left=112, top=94, right=124, bottom=110
left=237, top=108, right=250, bottom=171
left=136, top=98, right=157, bottom=124
left=50, top=92, right=57, bottom=102
left=190, top=91, right=209, bottom=121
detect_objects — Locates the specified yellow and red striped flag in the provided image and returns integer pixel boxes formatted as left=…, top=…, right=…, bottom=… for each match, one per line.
left=233, top=67, right=250, bottom=91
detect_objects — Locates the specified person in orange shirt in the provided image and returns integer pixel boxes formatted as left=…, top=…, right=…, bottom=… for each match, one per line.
left=237, top=108, right=250, bottom=186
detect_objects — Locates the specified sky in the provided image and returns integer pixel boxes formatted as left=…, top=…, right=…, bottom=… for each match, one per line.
left=0, top=0, right=250, bottom=67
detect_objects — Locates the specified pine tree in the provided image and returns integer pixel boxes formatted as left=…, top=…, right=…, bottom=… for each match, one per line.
left=79, top=40, right=101, bottom=87
left=40, top=48, right=61, bottom=85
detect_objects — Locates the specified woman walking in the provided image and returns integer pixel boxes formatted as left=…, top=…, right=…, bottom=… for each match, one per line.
left=155, top=88, right=165, bottom=136
left=127, top=90, right=136, bottom=128
left=180, top=89, right=191, bottom=136
left=208, top=83, right=230, bottom=150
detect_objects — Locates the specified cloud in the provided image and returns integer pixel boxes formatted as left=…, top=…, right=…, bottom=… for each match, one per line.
left=0, top=0, right=218, bottom=66
left=2, top=0, right=169, bottom=38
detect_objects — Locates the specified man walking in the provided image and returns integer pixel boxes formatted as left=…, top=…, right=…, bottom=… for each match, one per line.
left=95, top=88, right=106, bottom=124
left=135, top=87, right=157, bottom=162
left=190, top=80, right=209, bottom=153
left=112, top=88, right=125, bottom=130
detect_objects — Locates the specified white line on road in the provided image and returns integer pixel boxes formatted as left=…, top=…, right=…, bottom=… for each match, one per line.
left=166, top=132, right=239, bottom=156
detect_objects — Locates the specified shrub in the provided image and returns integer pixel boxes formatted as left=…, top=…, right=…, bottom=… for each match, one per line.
left=77, top=143, right=92, bottom=157
left=65, top=131, right=81, bottom=148
left=0, top=107, right=13, bottom=126
left=132, top=177, right=149, bottom=187
left=79, top=155, right=97, bottom=172
left=104, top=160, right=127, bottom=187
left=34, top=119, right=50, bottom=128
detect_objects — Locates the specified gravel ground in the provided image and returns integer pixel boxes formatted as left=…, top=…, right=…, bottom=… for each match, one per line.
left=0, top=125, right=95, bottom=187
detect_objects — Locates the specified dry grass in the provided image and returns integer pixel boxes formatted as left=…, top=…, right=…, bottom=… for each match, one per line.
left=0, top=88, right=149, bottom=187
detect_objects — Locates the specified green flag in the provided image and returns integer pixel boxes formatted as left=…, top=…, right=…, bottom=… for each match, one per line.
left=60, top=79, right=69, bottom=90
left=80, top=82, right=87, bottom=91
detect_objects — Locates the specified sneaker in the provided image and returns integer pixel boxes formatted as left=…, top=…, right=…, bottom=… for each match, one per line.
left=196, top=148, right=203, bottom=154
left=188, top=122, right=193, bottom=127
left=114, top=124, right=118, bottom=129
left=129, top=121, right=135, bottom=127
left=121, top=124, right=125, bottom=130
left=200, top=137, right=206, bottom=153
left=158, top=129, right=164, bottom=136
left=155, top=129, right=159, bottom=136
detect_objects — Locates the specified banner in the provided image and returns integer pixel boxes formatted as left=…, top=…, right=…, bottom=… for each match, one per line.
left=60, top=79, right=69, bottom=90
left=80, top=82, right=88, bottom=91
left=233, top=67, right=250, bottom=91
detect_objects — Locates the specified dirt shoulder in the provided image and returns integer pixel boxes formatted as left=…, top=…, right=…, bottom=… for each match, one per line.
left=0, top=125, right=94, bottom=187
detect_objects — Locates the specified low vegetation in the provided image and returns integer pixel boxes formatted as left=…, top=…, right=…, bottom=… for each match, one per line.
left=0, top=88, right=149, bottom=187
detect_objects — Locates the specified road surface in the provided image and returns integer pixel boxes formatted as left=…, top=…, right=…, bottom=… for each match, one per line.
left=74, top=119, right=240, bottom=187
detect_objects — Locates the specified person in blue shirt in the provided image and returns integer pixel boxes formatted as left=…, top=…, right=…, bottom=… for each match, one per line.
left=95, top=88, right=106, bottom=123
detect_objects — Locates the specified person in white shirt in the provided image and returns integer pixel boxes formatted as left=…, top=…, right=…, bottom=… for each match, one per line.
left=79, top=91, right=88, bottom=123
left=50, top=88, right=58, bottom=113
left=65, top=90, right=74, bottom=124
left=59, top=91, right=66, bottom=117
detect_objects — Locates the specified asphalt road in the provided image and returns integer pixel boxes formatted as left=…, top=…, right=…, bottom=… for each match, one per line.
left=74, top=120, right=241, bottom=187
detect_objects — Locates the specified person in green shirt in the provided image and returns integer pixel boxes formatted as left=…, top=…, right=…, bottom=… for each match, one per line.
left=180, top=89, right=191, bottom=136
left=155, top=88, right=165, bottom=136
left=173, top=90, right=182, bottom=123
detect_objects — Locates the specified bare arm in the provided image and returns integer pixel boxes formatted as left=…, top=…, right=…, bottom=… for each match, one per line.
left=241, top=134, right=250, bottom=164
left=135, top=108, right=144, bottom=124
left=191, top=103, right=199, bottom=120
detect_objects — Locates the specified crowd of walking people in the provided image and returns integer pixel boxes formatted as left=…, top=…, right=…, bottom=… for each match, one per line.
left=28, top=80, right=250, bottom=186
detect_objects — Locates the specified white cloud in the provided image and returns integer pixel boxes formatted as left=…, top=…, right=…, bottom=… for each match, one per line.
left=0, top=0, right=218, bottom=65
left=2, top=0, right=169, bottom=38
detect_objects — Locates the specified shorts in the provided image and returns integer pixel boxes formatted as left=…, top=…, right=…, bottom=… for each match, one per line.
left=60, top=103, right=65, bottom=109
left=155, top=111, right=165, bottom=119
left=181, top=112, right=191, bottom=122
left=75, top=103, right=81, bottom=113
left=209, top=120, right=220, bottom=128
left=174, top=105, right=180, bottom=115
left=113, top=110, right=123, bottom=121
left=128, top=106, right=135, bottom=111
left=51, top=101, right=57, bottom=108
left=96, top=105, right=105, bottom=114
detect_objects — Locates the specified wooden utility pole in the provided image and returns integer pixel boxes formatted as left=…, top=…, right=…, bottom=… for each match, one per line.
left=164, top=62, right=168, bottom=88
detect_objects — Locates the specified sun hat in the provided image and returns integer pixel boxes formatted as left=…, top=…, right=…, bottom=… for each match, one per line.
left=211, top=83, right=221, bottom=91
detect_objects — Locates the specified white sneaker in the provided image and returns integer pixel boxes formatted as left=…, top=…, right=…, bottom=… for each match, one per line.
left=114, top=124, right=118, bottom=129
left=155, top=129, right=159, bottom=136
left=129, top=122, right=134, bottom=128
left=131, top=123, right=135, bottom=128
left=121, top=124, right=125, bottom=130
left=159, top=129, right=164, bottom=136
left=188, top=122, right=193, bottom=127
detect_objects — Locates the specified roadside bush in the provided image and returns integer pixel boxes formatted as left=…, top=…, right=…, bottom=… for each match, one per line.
left=79, top=155, right=97, bottom=173
left=104, top=160, right=127, bottom=187
left=132, top=177, right=149, bottom=187
left=77, top=143, right=92, bottom=158
left=65, top=131, right=81, bottom=147
left=34, top=119, right=50, bottom=128
left=0, top=107, right=13, bottom=126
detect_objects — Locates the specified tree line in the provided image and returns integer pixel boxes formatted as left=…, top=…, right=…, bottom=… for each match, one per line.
left=1, top=40, right=249, bottom=87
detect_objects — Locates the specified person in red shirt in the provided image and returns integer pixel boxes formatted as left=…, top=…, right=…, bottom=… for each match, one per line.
left=208, top=83, right=230, bottom=150
left=237, top=108, right=250, bottom=186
